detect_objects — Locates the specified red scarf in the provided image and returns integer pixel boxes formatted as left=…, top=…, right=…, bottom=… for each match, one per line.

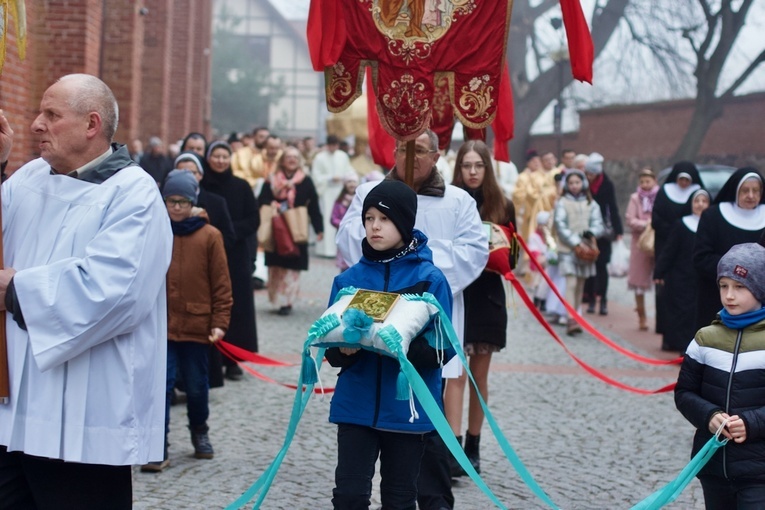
left=270, top=168, right=306, bottom=209
left=589, top=173, right=604, bottom=195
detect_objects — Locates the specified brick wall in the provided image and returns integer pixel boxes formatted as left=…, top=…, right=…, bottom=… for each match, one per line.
left=0, top=0, right=213, bottom=171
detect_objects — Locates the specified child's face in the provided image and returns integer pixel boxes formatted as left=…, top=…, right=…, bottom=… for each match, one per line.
left=566, top=175, right=583, bottom=195
left=345, top=181, right=358, bottom=195
left=459, top=150, right=485, bottom=190
left=165, top=194, right=194, bottom=222
left=364, top=206, right=405, bottom=251
left=719, top=276, right=761, bottom=315
left=638, top=175, right=656, bottom=191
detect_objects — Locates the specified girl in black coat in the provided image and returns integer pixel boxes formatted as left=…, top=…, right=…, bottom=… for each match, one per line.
left=693, top=167, right=765, bottom=331
left=582, top=153, right=623, bottom=315
left=202, top=141, right=260, bottom=380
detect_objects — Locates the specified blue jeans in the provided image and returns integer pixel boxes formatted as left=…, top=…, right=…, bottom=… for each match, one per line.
left=700, top=475, right=765, bottom=509
left=332, top=423, right=426, bottom=510
left=166, top=341, right=210, bottom=436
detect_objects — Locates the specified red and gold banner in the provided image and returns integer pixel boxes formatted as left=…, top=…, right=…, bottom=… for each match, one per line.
left=310, top=0, right=514, bottom=140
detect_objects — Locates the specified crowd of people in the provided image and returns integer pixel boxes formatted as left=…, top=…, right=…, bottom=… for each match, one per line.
left=1, top=72, right=764, bottom=509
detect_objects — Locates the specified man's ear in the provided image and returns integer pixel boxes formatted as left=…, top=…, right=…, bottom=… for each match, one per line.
left=85, top=112, right=103, bottom=140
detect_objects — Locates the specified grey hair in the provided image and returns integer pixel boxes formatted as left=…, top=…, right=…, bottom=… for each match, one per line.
left=396, top=129, right=439, bottom=151
left=58, top=74, right=119, bottom=141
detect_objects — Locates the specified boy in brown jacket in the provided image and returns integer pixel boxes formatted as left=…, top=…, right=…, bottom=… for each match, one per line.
left=142, top=170, right=233, bottom=472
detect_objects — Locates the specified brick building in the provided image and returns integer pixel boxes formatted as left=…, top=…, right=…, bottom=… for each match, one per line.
left=0, top=0, right=213, bottom=172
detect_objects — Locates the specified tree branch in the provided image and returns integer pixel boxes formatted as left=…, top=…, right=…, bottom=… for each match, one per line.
left=721, top=49, right=765, bottom=99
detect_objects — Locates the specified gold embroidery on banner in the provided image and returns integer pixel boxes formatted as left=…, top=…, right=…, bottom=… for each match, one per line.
left=327, top=62, right=354, bottom=104
left=459, top=74, right=494, bottom=122
left=381, top=73, right=431, bottom=134
left=431, top=74, right=450, bottom=124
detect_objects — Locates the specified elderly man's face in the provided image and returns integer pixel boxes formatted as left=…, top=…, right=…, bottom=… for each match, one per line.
left=394, top=132, right=439, bottom=190
left=31, top=81, right=91, bottom=173
left=254, top=129, right=269, bottom=148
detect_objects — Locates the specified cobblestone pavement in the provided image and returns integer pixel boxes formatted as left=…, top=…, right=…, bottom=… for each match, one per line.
left=133, top=251, right=703, bottom=509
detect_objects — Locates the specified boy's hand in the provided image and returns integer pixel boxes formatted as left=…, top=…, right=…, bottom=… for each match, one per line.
left=339, top=347, right=360, bottom=356
left=209, top=328, right=225, bottom=343
left=709, top=411, right=733, bottom=440
left=727, top=415, right=747, bottom=443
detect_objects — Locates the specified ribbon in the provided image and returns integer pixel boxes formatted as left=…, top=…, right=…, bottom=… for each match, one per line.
left=515, top=233, right=683, bottom=366
left=506, top=271, right=676, bottom=395
left=217, top=340, right=296, bottom=367
left=216, top=341, right=334, bottom=395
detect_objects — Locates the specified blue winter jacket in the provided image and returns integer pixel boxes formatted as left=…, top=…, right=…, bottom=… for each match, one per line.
left=326, top=229, right=454, bottom=433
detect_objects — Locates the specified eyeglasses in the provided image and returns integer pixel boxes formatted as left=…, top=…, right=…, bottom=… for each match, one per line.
left=394, top=147, right=437, bottom=158
left=461, top=163, right=486, bottom=171
left=165, top=198, right=193, bottom=209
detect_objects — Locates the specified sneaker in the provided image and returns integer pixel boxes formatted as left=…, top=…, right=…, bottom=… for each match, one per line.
left=557, top=316, right=568, bottom=326
left=190, top=426, right=214, bottom=459
left=140, top=458, right=170, bottom=473
left=277, top=305, right=292, bottom=316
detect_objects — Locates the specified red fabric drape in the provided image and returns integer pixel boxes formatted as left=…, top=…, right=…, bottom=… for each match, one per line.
left=491, top=65, right=514, bottom=162
left=560, top=0, right=594, bottom=83
left=366, top=68, right=396, bottom=169
left=306, top=0, right=346, bottom=72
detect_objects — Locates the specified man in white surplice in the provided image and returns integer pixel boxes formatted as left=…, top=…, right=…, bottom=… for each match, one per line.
left=0, top=75, right=172, bottom=508
left=312, top=135, right=355, bottom=258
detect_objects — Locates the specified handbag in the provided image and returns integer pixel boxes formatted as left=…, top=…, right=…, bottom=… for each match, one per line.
left=574, top=237, right=600, bottom=263
left=282, top=206, right=309, bottom=244
left=637, top=224, right=655, bottom=255
left=272, top=213, right=300, bottom=257
left=257, top=204, right=277, bottom=253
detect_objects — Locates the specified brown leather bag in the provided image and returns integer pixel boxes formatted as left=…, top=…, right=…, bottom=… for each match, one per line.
left=573, top=238, right=600, bottom=262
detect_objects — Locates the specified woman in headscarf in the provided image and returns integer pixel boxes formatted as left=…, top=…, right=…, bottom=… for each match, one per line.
left=202, top=141, right=260, bottom=381
left=654, top=189, right=711, bottom=352
left=582, top=152, right=623, bottom=316
left=651, top=161, right=702, bottom=334
left=693, top=167, right=765, bottom=330
left=258, top=146, right=324, bottom=315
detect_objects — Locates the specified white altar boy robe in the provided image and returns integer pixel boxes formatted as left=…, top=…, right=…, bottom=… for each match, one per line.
left=0, top=158, right=172, bottom=465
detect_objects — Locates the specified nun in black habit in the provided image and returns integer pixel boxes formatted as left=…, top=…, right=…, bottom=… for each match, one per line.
left=651, top=161, right=702, bottom=334
left=654, top=189, right=710, bottom=352
left=693, top=167, right=765, bottom=330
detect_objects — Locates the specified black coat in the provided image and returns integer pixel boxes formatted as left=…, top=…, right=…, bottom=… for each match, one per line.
left=259, top=176, right=323, bottom=271
left=201, top=168, right=260, bottom=352
left=591, top=174, right=622, bottom=262
left=693, top=205, right=765, bottom=331
left=197, top=188, right=235, bottom=252
left=654, top=218, right=700, bottom=351
left=140, top=153, right=173, bottom=185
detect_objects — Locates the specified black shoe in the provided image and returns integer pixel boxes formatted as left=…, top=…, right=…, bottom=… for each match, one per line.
left=464, top=433, right=481, bottom=474
left=252, top=277, right=265, bottom=290
left=586, top=302, right=596, bottom=314
left=449, top=435, right=466, bottom=479
left=190, top=425, right=214, bottom=459
left=225, top=364, right=243, bottom=381
left=599, top=298, right=608, bottom=316
left=539, top=300, right=547, bottom=313
left=277, top=305, right=292, bottom=316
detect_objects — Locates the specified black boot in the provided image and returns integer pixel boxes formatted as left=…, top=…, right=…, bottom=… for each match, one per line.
left=599, top=296, right=608, bottom=316
left=464, top=432, right=481, bottom=474
left=533, top=297, right=541, bottom=310
left=190, top=424, right=214, bottom=459
left=586, top=296, right=596, bottom=314
left=448, top=435, right=466, bottom=479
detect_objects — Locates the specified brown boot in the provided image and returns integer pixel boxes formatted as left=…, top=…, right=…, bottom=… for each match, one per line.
left=636, top=294, right=648, bottom=331
left=567, top=318, right=582, bottom=336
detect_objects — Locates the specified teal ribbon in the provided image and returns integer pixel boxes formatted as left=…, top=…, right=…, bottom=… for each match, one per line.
left=630, top=434, right=727, bottom=509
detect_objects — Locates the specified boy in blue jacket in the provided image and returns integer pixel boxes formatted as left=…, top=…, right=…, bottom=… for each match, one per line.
left=675, top=243, right=765, bottom=508
left=325, top=179, right=454, bottom=509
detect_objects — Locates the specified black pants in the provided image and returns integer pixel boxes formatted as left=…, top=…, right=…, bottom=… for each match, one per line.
left=333, top=424, right=426, bottom=510
left=700, top=475, right=765, bottom=509
left=416, top=432, right=455, bottom=510
left=0, top=446, right=131, bottom=510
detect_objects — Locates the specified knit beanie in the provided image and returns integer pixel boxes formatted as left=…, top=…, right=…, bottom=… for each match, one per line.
left=717, top=243, right=765, bottom=303
left=163, top=169, right=199, bottom=205
left=585, top=152, right=604, bottom=175
left=362, top=180, right=417, bottom=245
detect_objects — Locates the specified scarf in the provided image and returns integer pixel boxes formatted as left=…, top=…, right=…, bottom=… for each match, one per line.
left=719, top=306, right=765, bottom=330
left=361, top=237, right=418, bottom=263
left=171, top=216, right=207, bottom=236
left=637, top=185, right=659, bottom=213
left=270, top=168, right=307, bottom=208
left=389, top=168, right=445, bottom=198
left=589, top=173, right=604, bottom=195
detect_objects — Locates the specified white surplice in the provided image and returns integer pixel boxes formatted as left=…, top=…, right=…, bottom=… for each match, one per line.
left=0, top=159, right=172, bottom=465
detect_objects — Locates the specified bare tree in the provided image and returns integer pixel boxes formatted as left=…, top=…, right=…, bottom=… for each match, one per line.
left=507, top=0, right=630, bottom=168
left=672, top=0, right=765, bottom=161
